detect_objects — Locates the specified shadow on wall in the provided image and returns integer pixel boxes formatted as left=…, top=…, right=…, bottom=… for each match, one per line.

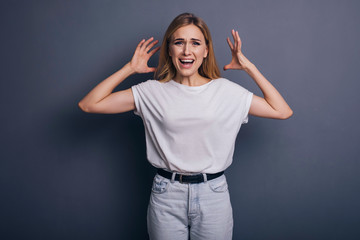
left=42, top=74, right=156, bottom=239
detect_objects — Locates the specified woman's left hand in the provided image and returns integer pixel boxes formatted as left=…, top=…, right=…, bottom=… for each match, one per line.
left=224, top=29, right=252, bottom=71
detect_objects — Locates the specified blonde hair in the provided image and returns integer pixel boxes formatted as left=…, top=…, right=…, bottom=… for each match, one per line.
left=154, top=13, right=221, bottom=82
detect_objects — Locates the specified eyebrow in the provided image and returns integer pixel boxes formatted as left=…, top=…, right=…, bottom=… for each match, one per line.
left=173, top=38, right=202, bottom=42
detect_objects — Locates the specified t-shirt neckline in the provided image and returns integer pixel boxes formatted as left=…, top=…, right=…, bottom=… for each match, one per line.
left=169, top=79, right=215, bottom=90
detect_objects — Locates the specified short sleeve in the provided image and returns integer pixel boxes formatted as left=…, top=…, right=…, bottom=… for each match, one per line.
left=241, top=91, right=253, bottom=124
left=130, top=79, right=158, bottom=118
left=225, top=79, right=253, bottom=125
left=131, top=84, right=141, bottom=116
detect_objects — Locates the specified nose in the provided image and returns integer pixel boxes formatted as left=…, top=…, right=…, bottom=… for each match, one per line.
left=183, top=43, right=190, bottom=55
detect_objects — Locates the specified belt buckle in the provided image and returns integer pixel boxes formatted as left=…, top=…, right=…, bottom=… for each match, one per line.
left=179, top=174, right=183, bottom=184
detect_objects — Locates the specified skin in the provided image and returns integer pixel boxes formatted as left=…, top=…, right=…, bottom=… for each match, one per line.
left=168, top=24, right=210, bottom=86
left=78, top=26, right=293, bottom=120
left=224, top=29, right=293, bottom=119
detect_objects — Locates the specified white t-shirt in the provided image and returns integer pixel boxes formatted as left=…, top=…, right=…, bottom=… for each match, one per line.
left=131, top=78, right=253, bottom=174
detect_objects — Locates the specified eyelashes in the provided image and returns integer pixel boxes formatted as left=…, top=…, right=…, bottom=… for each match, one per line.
left=174, top=41, right=201, bottom=46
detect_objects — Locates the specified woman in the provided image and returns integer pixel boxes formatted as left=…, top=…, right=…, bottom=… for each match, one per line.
left=78, top=13, right=292, bottom=240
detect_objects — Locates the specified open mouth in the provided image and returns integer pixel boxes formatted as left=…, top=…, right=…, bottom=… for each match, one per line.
left=179, top=59, right=194, bottom=68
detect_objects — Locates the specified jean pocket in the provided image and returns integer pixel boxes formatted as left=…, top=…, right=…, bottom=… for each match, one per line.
left=151, top=174, right=170, bottom=194
left=208, top=175, right=228, bottom=193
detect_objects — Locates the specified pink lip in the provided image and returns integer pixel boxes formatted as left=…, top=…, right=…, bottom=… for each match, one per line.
left=179, top=60, right=194, bottom=69
left=178, top=58, right=195, bottom=69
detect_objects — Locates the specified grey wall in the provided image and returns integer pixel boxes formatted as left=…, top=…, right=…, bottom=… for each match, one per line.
left=1, top=0, right=359, bottom=239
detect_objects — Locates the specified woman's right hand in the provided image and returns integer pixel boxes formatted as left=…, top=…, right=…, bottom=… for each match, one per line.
left=129, top=37, right=160, bottom=73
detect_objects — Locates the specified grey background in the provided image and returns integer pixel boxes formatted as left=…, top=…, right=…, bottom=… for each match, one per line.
left=1, top=0, right=359, bottom=239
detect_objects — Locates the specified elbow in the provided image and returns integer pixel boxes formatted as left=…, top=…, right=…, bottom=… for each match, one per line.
left=78, top=101, right=90, bottom=113
left=279, top=109, right=293, bottom=120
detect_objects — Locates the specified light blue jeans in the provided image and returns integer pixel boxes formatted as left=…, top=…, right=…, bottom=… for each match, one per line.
left=147, top=172, right=233, bottom=240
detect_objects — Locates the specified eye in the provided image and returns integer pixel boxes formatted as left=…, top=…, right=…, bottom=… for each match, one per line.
left=174, top=41, right=183, bottom=45
left=193, top=42, right=200, bottom=46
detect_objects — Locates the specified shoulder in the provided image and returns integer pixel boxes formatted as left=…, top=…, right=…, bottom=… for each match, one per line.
left=135, top=79, right=159, bottom=85
left=131, top=79, right=165, bottom=96
left=214, top=78, right=249, bottom=93
left=157, top=79, right=170, bottom=84
left=133, top=79, right=162, bottom=88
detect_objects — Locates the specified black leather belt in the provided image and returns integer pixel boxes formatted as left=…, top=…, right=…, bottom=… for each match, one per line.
left=157, top=168, right=224, bottom=184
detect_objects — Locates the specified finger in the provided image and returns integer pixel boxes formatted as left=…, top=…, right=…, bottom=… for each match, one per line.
left=136, top=39, right=146, bottom=50
left=236, top=31, right=242, bottom=51
left=148, top=46, right=160, bottom=57
left=226, top=37, right=234, bottom=50
left=232, top=29, right=237, bottom=50
left=223, top=64, right=231, bottom=71
left=146, top=40, right=159, bottom=53
left=142, top=37, right=154, bottom=50
left=147, top=67, right=157, bottom=72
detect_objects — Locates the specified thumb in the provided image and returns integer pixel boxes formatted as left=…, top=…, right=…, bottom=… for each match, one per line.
left=147, top=67, right=157, bottom=72
left=223, top=64, right=230, bottom=71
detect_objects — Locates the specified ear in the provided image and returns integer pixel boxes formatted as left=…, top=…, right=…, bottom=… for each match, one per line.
left=204, top=46, right=208, bottom=58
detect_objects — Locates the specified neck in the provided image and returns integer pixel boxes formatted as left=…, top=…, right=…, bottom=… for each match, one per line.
left=174, top=73, right=210, bottom=86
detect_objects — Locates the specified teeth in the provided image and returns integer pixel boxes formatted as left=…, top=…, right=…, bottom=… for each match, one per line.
left=180, top=59, right=194, bottom=63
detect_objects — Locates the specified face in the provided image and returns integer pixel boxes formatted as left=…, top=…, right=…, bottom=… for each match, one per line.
left=168, top=24, right=208, bottom=79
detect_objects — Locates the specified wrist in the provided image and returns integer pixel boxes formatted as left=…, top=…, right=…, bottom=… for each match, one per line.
left=125, top=62, right=136, bottom=75
left=243, top=61, right=255, bottom=73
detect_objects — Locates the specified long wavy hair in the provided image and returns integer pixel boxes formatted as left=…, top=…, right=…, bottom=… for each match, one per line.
left=154, top=13, right=221, bottom=82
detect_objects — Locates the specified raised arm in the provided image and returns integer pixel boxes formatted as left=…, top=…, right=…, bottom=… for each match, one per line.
left=78, top=37, right=160, bottom=114
left=224, top=30, right=293, bottom=120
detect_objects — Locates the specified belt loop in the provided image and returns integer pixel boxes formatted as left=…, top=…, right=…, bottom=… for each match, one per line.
left=171, top=172, right=176, bottom=183
left=202, top=173, right=207, bottom=182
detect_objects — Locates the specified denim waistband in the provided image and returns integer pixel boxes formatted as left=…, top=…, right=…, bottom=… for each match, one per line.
left=156, top=168, right=224, bottom=184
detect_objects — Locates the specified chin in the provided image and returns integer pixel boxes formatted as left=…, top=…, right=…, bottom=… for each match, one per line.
left=175, top=66, right=202, bottom=78
left=177, top=71, right=198, bottom=78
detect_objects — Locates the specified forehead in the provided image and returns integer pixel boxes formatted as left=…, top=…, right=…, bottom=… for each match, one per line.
left=171, top=24, right=205, bottom=40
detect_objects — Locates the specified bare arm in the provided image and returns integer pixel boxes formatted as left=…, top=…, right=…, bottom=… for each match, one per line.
left=78, top=37, right=160, bottom=114
left=224, top=30, right=293, bottom=120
